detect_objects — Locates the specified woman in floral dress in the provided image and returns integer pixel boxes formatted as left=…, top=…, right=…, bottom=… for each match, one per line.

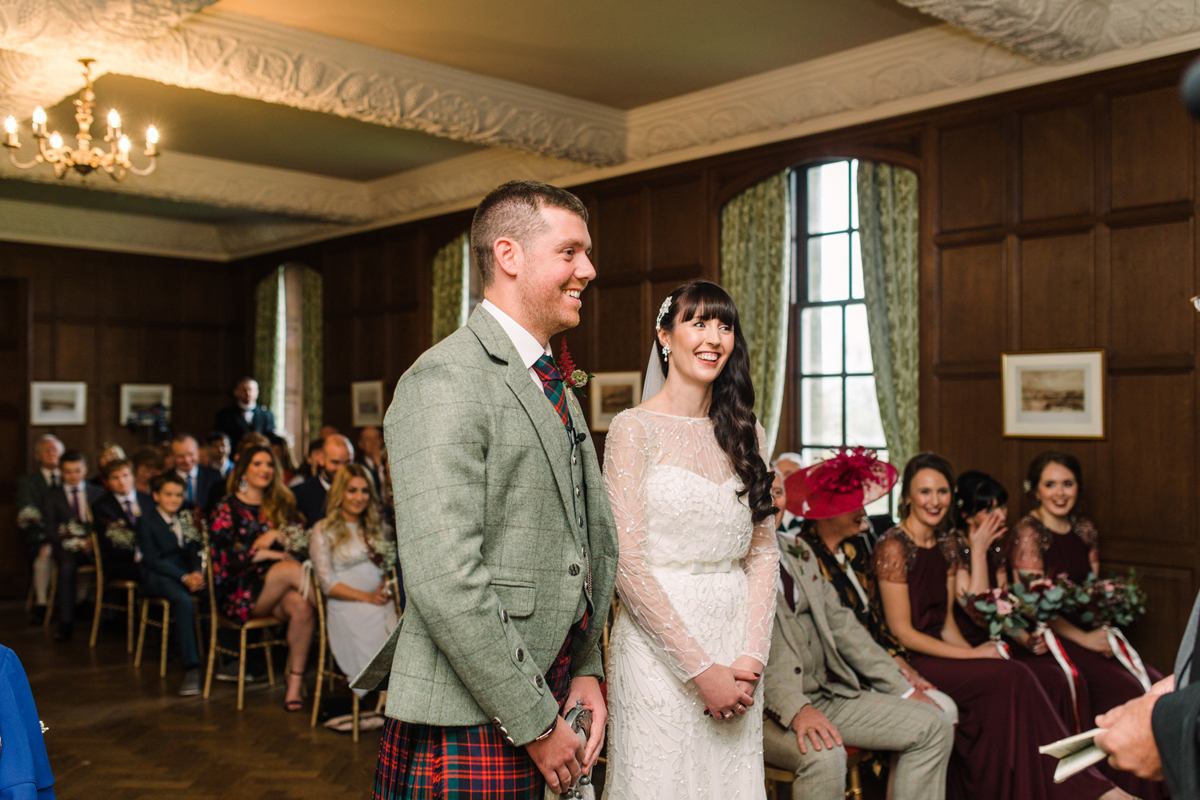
left=210, top=444, right=313, bottom=711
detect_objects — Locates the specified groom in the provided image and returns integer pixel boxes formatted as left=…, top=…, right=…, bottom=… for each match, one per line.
left=354, top=181, right=618, bottom=799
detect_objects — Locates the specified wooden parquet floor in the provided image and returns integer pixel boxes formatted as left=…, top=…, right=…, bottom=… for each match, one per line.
left=2, top=602, right=378, bottom=800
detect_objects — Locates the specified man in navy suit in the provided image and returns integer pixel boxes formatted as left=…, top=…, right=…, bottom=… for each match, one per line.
left=171, top=434, right=223, bottom=513
left=137, top=473, right=204, bottom=696
left=92, top=459, right=153, bottom=583
left=293, top=433, right=354, bottom=528
left=43, top=450, right=104, bottom=642
left=213, top=378, right=278, bottom=451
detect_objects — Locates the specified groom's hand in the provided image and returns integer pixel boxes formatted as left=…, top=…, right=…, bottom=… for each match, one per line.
left=526, top=718, right=584, bottom=794
left=566, top=676, right=608, bottom=769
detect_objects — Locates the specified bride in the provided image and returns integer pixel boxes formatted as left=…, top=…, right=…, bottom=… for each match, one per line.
left=602, top=280, right=779, bottom=798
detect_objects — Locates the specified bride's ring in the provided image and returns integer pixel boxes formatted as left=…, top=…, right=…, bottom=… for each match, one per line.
left=736, top=704, right=745, bottom=714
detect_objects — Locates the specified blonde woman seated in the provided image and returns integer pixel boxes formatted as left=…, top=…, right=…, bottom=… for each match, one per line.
left=309, top=464, right=398, bottom=697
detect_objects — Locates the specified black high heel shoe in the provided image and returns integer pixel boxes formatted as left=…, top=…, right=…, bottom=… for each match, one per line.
left=283, top=670, right=305, bottom=712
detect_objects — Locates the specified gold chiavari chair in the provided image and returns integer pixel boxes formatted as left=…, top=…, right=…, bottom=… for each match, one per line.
left=42, top=533, right=100, bottom=630
left=90, top=530, right=140, bottom=652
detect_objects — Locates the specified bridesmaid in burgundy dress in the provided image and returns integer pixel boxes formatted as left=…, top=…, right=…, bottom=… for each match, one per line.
left=874, top=454, right=1127, bottom=800
left=1010, top=451, right=1166, bottom=800
left=949, top=470, right=1084, bottom=733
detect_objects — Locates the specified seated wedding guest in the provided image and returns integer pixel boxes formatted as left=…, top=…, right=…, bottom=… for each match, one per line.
left=764, top=510, right=954, bottom=800
left=157, top=440, right=175, bottom=473
left=210, top=445, right=313, bottom=711
left=18, top=434, right=63, bottom=621
left=290, top=439, right=323, bottom=488
left=949, top=471, right=1083, bottom=742
left=293, top=434, right=353, bottom=528
left=272, top=439, right=296, bottom=486
left=874, top=453, right=1130, bottom=800
left=356, top=427, right=385, bottom=494
left=214, top=377, right=278, bottom=451
left=90, top=443, right=126, bottom=490
left=131, top=446, right=165, bottom=494
left=172, top=433, right=223, bottom=513
left=318, top=425, right=339, bottom=439
left=207, top=432, right=233, bottom=479
left=137, top=473, right=205, bottom=696
left=92, top=459, right=150, bottom=583
left=785, top=449, right=956, bottom=725
left=310, top=464, right=398, bottom=698
left=43, top=450, right=104, bottom=643
left=1011, top=452, right=1166, bottom=799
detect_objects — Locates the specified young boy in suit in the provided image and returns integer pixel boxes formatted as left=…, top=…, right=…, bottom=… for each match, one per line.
left=92, top=459, right=152, bottom=583
left=137, top=473, right=205, bottom=696
left=43, top=450, right=104, bottom=642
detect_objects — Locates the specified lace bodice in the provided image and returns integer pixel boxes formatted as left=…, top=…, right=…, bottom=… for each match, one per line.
left=311, top=520, right=375, bottom=593
left=602, top=408, right=778, bottom=681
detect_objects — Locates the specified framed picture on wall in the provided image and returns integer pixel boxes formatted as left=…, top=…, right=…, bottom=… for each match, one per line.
left=30, top=382, right=87, bottom=426
left=352, top=381, right=385, bottom=427
left=1002, top=350, right=1105, bottom=439
left=588, top=372, right=643, bottom=432
left=120, top=384, right=172, bottom=427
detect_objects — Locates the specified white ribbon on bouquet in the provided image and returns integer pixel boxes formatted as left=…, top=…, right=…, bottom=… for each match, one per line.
left=1105, top=624, right=1152, bottom=692
left=1039, top=622, right=1084, bottom=733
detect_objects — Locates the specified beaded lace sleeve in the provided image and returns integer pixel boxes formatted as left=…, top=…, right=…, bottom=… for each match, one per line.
left=604, top=413, right=711, bottom=681
left=741, top=423, right=780, bottom=667
left=309, top=521, right=337, bottom=594
left=1075, top=517, right=1101, bottom=574
left=1010, top=516, right=1049, bottom=575
left=873, top=531, right=913, bottom=583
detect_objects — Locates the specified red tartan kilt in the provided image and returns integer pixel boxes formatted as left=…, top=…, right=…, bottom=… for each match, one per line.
left=373, top=617, right=584, bottom=800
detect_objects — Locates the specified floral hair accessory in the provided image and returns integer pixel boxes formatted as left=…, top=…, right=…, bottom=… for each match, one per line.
left=655, top=295, right=674, bottom=330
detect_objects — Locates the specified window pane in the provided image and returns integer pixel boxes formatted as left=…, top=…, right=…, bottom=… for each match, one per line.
left=850, top=159, right=860, bottom=230
left=801, top=377, right=843, bottom=446
left=800, top=306, right=842, bottom=375
left=845, top=303, right=873, bottom=374
left=846, top=376, right=886, bottom=447
left=807, top=234, right=850, bottom=302
left=801, top=447, right=833, bottom=468
left=851, top=231, right=864, bottom=300
left=807, top=162, right=850, bottom=234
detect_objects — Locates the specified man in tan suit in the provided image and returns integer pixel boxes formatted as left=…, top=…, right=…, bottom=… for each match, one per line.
left=354, top=181, right=617, bottom=799
left=764, top=539, right=954, bottom=800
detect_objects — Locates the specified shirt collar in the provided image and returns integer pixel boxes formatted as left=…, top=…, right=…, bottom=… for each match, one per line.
left=118, top=490, right=138, bottom=504
left=41, top=468, right=58, bottom=483
left=158, top=508, right=176, bottom=524
left=238, top=402, right=255, bottom=411
left=480, top=299, right=551, bottom=370
left=177, top=467, right=198, bottom=479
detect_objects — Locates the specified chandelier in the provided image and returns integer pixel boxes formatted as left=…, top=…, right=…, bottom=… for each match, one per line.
left=2, top=58, right=158, bottom=182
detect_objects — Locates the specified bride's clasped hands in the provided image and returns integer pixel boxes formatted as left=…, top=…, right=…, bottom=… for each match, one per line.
left=696, top=656, right=762, bottom=719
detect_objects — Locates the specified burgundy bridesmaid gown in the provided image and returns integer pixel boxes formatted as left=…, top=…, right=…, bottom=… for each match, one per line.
left=873, top=527, right=1114, bottom=800
left=1012, top=515, right=1167, bottom=800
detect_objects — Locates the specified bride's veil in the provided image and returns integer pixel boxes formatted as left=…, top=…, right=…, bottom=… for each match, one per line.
left=641, top=343, right=666, bottom=403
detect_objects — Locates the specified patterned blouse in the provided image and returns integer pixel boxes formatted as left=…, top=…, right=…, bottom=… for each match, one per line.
left=209, top=496, right=298, bottom=623
left=799, top=522, right=908, bottom=658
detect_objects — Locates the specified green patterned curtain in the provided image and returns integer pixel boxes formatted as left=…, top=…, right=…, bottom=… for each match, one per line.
left=432, top=232, right=470, bottom=344
left=301, top=266, right=323, bottom=439
left=857, top=162, right=920, bottom=472
left=720, top=170, right=793, bottom=454
left=253, top=267, right=283, bottom=421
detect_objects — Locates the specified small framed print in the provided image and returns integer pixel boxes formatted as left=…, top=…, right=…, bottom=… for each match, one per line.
left=1002, top=350, right=1105, bottom=439
left=589, top=372, right=643, bottom=433
left=352, top=380, right=385, bottom=427
left=31, top=382, right=87, bottom=426
left=120, top=384, right=171, bottom=427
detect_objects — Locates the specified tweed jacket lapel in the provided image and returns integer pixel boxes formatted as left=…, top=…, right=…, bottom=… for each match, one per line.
left=782, top=548, right=864, bottom=693
left=468, top=310, right=583, bottom=549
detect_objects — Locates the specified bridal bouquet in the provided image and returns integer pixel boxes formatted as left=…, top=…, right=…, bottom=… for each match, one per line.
left=963, top=587, right=1027, bottom=657
left=1067, top=571, right=1152, bottom=692
left=59, top=520, right=91, bottom=552
left=105, top=519, right=137, bottom=551
left=17, top=505, right=42, bottom=530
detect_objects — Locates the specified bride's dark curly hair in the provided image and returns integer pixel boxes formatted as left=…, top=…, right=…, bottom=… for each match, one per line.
left=654, top=280, right=776, bottom=523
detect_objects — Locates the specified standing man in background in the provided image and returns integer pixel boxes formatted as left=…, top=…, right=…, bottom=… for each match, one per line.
left=214, top=378, right=277, bottom=451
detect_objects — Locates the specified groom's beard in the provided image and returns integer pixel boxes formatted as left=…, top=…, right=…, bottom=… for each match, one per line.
left=523, top=287, right=582, bottom=340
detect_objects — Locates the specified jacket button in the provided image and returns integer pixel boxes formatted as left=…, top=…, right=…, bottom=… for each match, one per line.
left=575, top=487, right=581, bottom=497
left=500, top=609, right=509, bottom=623
left=794, top=667, right=801, bottom=674
left=535, top=675, right=544, bottom=688
left=569, top=564, right=580, bottom=576
left=577, top=517, right=584, bottom=527
left=572, top=455, right=577, bottom=465
left=516, top=648, right=524, bottom=662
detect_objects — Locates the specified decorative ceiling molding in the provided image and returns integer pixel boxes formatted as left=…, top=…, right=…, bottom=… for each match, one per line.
left=0, top=0, right=216, bottom=55
left=897, top=0, right=1200, bottom=62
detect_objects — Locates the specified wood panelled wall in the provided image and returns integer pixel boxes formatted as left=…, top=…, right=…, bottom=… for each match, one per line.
left=921, top=64, right=1200, bottom=671
left=241, top=51, right=1198, bottom=668
left=0, top=241, right=248, bottom=596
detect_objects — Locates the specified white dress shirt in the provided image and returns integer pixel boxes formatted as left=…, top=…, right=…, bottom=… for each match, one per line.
left=41, top=468, right=59, bottom=488
left=479, top=299, right=552, bottom=389
left=239, top=403, right=255, bottom=424
left=116, top=490, right=142, bottom=521
left=159, top=508, right=183, bottom=548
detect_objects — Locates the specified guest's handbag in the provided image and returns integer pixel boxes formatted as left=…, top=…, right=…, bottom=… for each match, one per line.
left=544, top=700, right=596, bottom=800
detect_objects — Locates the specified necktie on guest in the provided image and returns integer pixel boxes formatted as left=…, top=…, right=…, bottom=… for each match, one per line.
left=531, top=354, right=569, bottom=427
left=71, top=487, right=85, bottom=522
left=124, top=499, right=136, bottom=525
left=186, top=475, right=195, bottom=504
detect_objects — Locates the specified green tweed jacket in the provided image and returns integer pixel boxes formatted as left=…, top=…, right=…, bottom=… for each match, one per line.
left=763, top=548, right=910, bottom=730
left=352, top=308, right=618, bottom=746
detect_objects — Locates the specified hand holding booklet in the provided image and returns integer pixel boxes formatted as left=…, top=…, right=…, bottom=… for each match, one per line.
left=1039, top=727, right=1109, bottom=783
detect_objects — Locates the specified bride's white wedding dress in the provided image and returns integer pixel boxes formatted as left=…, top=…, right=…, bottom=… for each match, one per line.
left=601, top=408, right=778, bottom=799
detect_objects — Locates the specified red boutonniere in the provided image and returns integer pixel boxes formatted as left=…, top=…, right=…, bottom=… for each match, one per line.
left=557, top=340, right=593, bottom=396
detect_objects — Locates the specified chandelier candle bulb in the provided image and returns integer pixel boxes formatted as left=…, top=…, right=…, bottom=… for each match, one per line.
left=31, top=106, right=45, bottom=137
left=48, top=132, right=62, bottom=150
left=106, top=109, right=120, bottom=140
left=145, top=126, right=158, bottom=156
left=118, top=135, right=130, bottom=154
left=3, top=116, right=17, bottom=148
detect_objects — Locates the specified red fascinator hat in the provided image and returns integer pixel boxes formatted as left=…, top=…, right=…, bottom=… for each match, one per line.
left=783, top=447, right=898, bottom=520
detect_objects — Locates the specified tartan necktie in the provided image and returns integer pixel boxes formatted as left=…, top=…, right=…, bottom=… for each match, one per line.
left=532, top=354, right=569, bottom=427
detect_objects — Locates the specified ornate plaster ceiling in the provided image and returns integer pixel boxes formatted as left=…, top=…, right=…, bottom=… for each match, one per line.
left=0, top=0, right=1198, bottom=261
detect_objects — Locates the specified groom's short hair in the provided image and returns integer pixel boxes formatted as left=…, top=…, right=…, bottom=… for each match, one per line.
left=471, top=181, right=588, bottom=287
